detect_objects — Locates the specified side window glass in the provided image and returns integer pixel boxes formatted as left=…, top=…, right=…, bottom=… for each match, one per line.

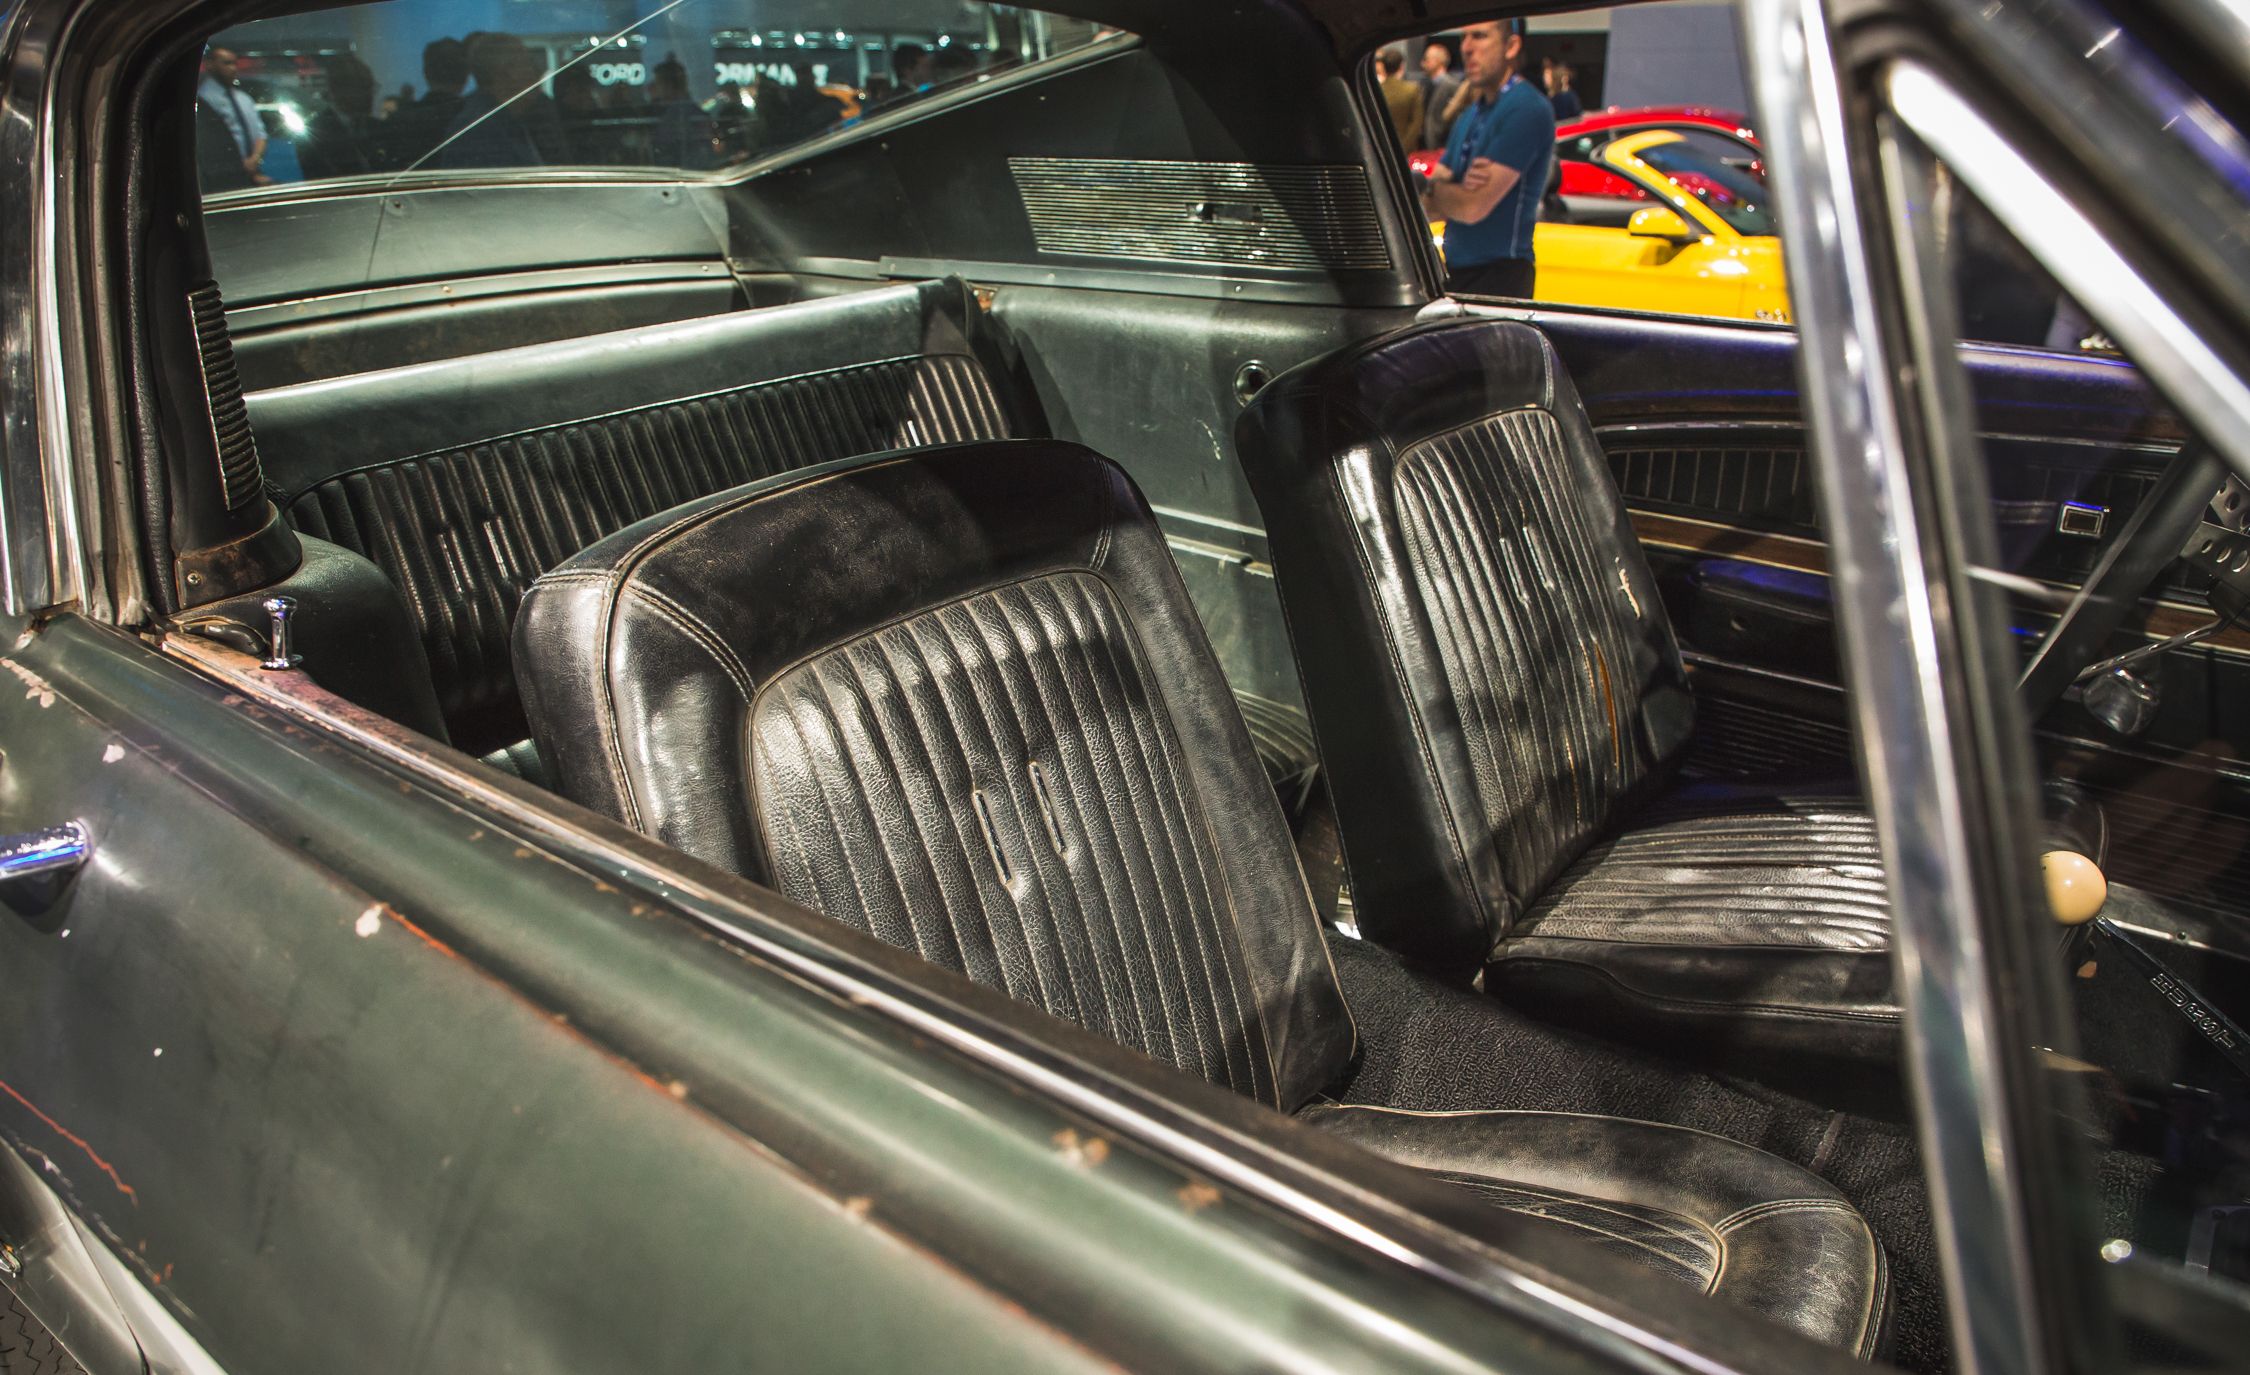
left=1377, top=3, right=1783, bottom=323
left=195, top=2, right=1116, bottom=194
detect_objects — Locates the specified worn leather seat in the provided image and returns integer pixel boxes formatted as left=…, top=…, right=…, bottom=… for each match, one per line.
left=514, top=440, right=1887, bottom=1353
left=1235, top=320, right=1898, bottom=1065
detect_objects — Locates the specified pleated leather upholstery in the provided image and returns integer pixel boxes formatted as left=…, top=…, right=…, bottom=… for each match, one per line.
left=1393, top=407, right=1673, bottom=911
left=753, top=572, right=1275, bottom=1102
left=1519, top=788, right=1888, bottom=951
left=1493, top=785, right=1899, bottom=1062
left=515, top=441, right=1357, bottom=1109
left=514, top=440, right=1894, bottom=1353
left=1239, top=321, right=1902, bottom=1064
left=1237, top=320, right=1694, bottom=967
left=286, top=353, right=1013, bottom=750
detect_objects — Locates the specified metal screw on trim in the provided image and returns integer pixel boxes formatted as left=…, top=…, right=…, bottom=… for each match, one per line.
left=261, top=596, right=302, bottom=671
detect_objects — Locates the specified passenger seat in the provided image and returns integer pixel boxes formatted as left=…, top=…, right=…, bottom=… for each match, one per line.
left=512, top=440, right=1889, bottom=1354
left=1235, top=321, right=1899, bottom=1067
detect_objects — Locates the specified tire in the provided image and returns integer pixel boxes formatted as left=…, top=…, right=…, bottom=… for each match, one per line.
left=0, top=1289, right=88, bottom=1375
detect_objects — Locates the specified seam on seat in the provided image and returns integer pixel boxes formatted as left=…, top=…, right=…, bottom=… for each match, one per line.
left=1713, top=1197, right=1870, bottom=1234
left=1434, top=1172, right=1721, bottom=1287
left=1492, top=955, right=1903, bottom=1025
left=629, top=584, right=756, bottom=704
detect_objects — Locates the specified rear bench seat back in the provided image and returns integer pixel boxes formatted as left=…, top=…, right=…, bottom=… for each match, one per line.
left=247, top=279, right=1027, bottom=754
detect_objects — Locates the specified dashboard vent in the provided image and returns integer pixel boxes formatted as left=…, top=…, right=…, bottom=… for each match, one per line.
left=1009, top=157, right=1389, bottom=272
left=187, top=280, right=263, bottom=513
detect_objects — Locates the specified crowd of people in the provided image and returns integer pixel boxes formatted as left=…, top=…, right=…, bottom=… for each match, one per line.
left=195, top=31, right=979, bottom=190
left=1373, top=33, right=1582, bottom=164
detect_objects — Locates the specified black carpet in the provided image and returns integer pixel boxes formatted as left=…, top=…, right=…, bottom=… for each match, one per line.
left=1323, top=934, right=1951, bottom=1373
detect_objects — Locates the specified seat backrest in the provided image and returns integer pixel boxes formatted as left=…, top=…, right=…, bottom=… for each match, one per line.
left=1236, top=320, right=1694, bottom=969
left=513, top=441, right=1356, bottom=1110
left=248, top=278, right=1028, bottom=753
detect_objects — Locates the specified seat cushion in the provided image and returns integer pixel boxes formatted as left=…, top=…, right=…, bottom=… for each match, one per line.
left=1301, top=1104, right=1890, bottom=1357
left=1489, top=783, right=1899, bottom=1064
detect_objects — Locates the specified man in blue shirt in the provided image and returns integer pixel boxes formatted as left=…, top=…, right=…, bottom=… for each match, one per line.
left=1420, top=19, right=1554, bottom=300
left=197, top=47, right=270, bottom=187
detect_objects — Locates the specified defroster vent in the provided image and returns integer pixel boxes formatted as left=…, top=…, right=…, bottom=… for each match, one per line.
left=1009, top=157, right=1389, bottom=272
left=187, top=280, right=264, bottom=513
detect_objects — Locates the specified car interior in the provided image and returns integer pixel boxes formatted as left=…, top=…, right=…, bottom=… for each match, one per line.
left=123, top=0, right=2250, bottom=1369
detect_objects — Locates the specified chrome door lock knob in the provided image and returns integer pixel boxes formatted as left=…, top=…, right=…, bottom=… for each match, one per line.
left=260, top=596, right=302, bottom=671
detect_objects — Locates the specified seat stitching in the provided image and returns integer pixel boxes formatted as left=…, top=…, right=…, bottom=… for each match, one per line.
left=1713, top=1197, right=1866, bottom=1234
left=628, top=584, right=756, bottom=704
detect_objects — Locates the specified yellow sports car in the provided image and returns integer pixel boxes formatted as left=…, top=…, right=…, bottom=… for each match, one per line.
left=1432, top=128, right=1790, bottom=323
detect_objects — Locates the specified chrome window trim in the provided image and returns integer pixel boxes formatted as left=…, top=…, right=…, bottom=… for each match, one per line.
left=0, top=0, right=105, bottom=619
left=1886, top=61, right=2250, bottom=484
left=1739, top=3, right=2052, bottom=1374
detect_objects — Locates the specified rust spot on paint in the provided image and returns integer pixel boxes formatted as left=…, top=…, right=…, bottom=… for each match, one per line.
left=2078, top=960, right=2099, bottom=979
left=373, top=903, right=461, bottom=961
left=1, top=658, right=56, bottom=708
left=465, top=829, right=485, bottom=842
left=1051, top=1128, right=1110, bottom=1167
left=591, top=878, right=617, bottom=895
left=0, top=1076, right=137, bottom=1203
left=1177, top=1180, right=1221, bottom=1214
left=842, top=1195, right=873, bottom=1221
left=512, top=848, right=533, bottom=860
left=666, top=1080, right=689, bottom=1100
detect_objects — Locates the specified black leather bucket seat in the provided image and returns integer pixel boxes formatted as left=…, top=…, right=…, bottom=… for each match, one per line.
left=514, top=440, right=1887, bottom=1353
left=1235, top=320, right=1899, bottom=1065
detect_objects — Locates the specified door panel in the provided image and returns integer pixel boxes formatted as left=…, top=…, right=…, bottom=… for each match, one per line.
left=1532, top=305, right=2250, bottom=911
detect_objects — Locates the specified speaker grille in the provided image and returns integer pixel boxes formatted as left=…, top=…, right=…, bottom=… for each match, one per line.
left=1009, top=157, right=1389, bottom=272
left=187, top=280, right=263, bottom=513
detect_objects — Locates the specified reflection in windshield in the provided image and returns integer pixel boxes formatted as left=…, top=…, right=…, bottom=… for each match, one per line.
left=197, top=1, right=1119, bottom=190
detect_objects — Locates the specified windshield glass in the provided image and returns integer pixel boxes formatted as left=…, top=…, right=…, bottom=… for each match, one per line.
left=1633, top=139, right=1776, bottom=236
left=195, top=1, right=1121, bottom=191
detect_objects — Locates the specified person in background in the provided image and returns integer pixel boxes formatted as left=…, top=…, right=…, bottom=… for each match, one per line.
left=1418, top=39, right=1461, bottom=150
left=433, top=32, right=567, bottom=169
left=372, top=37, right=468, bottom=171
left=1420, top=18, right=1554, bottom=299
left=646, top=56, right=714, bottom=169
left=1545, top=59, right=1583, bottom=119
left=1375, top=46, right=1424, bottom=159
left=893, top=43, right=935, bottom=96
left=298, top=52, right=375, bottom=179
left=197, top=47, right=270, bottom=186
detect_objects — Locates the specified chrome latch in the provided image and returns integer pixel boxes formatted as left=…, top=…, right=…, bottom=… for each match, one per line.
left=261, top=596, right=301, bottom=671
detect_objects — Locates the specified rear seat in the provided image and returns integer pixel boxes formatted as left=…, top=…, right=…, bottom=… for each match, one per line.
left=247, top=278, right=1031, bottom=769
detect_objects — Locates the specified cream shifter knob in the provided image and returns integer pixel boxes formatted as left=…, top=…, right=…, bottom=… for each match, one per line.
left=2041, top=850, right=2107, bottom=925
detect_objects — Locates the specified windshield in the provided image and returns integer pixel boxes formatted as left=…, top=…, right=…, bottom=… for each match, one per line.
left=1634, top=139, right=1776, bottom=237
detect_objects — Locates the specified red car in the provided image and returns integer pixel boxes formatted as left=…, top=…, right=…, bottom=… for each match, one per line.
left=1410, top=106, right=1763, bottom=223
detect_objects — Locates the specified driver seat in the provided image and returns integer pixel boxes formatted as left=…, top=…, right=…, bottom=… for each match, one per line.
left=1236, top=320, right=1899, bottom=1067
